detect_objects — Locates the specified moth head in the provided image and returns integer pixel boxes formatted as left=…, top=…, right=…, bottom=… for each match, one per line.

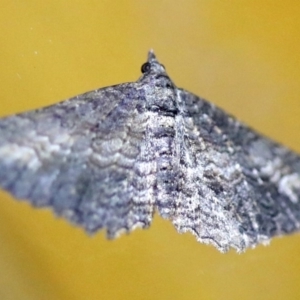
left=138, top=50, right=175, bottom=89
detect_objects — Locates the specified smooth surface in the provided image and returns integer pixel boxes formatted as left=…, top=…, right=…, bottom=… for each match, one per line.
left=0, top=1, right=300, bottom=300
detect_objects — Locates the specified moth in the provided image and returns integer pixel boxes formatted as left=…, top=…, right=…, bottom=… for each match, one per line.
left=1, top=51, right=300, bottom=252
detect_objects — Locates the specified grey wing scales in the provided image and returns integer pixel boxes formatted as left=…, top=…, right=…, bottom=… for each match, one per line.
left=0, top=83, right=153, bottom=237
left=170, top=89, right=300, bottom=252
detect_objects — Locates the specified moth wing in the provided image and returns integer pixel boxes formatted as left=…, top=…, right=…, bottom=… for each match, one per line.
left=0, top=83, right=153, bottom=237
left=170, top=89, right=300, bottom=252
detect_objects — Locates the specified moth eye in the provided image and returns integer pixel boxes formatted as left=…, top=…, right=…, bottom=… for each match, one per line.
left=141, top=62, right=151, bottom=73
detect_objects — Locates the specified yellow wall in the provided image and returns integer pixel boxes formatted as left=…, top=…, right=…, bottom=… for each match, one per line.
left=1, top=1, right=300, bottom=300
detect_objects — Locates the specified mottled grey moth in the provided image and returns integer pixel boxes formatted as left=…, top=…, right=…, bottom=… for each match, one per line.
left=1, top=51, right=300, bottom=252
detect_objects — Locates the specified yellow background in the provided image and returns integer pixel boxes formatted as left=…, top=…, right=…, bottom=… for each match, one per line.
left=1, top=1, right=300, bottom=299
